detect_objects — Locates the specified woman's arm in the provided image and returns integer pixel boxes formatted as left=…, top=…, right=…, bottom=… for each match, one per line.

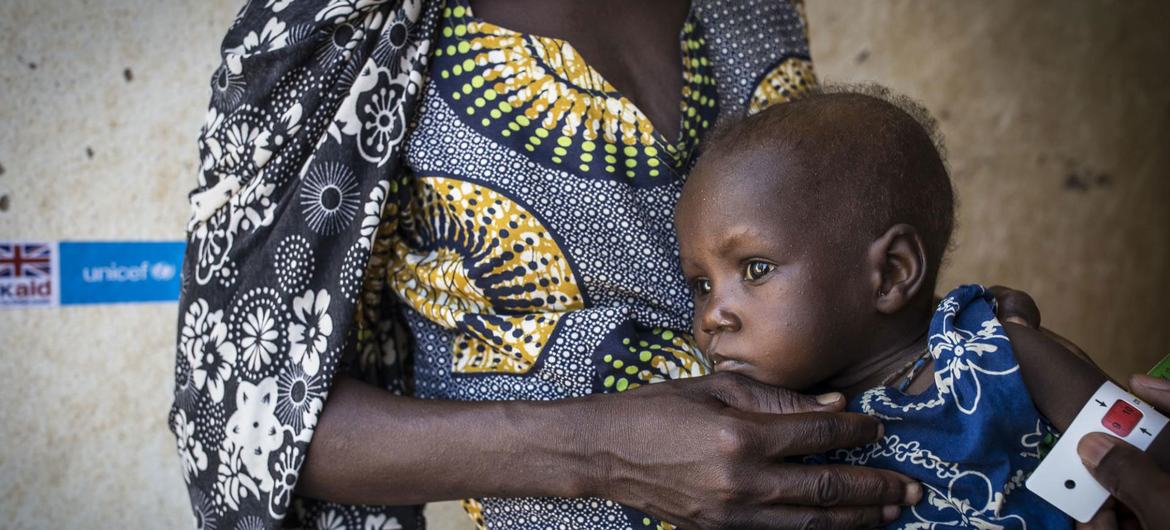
left=298, top=374, right=594, bottom=503
left=299, top=373, right=922, bottom=529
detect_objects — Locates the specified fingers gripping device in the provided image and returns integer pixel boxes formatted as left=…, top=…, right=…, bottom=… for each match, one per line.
left=1026, top=380, right=1168, bottom=522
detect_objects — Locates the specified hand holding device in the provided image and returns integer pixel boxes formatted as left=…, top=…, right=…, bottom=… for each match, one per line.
left=1027, top=375, right=1169, bottom=524
left=1076, top=372, right=1170, bottom=530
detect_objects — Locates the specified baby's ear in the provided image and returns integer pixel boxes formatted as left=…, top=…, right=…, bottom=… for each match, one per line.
left=865, top=224, right=928, bottom=314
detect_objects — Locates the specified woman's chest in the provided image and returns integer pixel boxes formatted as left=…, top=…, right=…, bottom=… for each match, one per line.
left=400, top=76, right=691, bottom=322
left=393, top=0, right=816, bottom=318
left=467, top=0, right=691, bottom=140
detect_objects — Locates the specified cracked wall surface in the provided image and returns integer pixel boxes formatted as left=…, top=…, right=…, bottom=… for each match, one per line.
left=0, top=1, right=1166, bottom=528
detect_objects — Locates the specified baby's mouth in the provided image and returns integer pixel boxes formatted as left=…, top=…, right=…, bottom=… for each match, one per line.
left=707, top=344, right=750, bottom=373
left=706, top=336, right=744, bottom=371
left=712, top=354, right=749, bottom=372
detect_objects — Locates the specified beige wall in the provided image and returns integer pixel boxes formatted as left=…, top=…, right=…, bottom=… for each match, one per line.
left=0, top=1, right=1165, bottom=529
left=807, top=1, right=1170, bottom=382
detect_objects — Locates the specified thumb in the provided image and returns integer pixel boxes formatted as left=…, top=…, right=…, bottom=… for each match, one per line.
left=1076, top=498, right=1119, bottom=530
left=705, top=371, right=847, bottom=414
left=1078, top=433, right=1168, bottom=520
left=1130, top=374, right=1170, bottom=412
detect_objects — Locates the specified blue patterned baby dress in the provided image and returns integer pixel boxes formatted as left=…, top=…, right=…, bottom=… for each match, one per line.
left=823, top=285, right=1072, bottom=529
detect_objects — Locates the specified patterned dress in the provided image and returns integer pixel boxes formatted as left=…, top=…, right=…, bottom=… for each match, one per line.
left=812, top=285, right=1071, bottom=529
left=170, top=0, right=815, bottom=528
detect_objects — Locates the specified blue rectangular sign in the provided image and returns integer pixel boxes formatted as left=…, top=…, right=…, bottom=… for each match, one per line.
left=58, top=241, right=185, bottom=305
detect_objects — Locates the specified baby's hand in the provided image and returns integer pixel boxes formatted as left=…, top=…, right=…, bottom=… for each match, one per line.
left=987, top=285, right=1041, bottom=328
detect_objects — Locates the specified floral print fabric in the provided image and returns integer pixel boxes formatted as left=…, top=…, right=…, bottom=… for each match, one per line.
left=172, top=0, right=439, bottom=528
left=170, top=0, right=815, bottom=528
left=817, top=285, right=1071, bottom=529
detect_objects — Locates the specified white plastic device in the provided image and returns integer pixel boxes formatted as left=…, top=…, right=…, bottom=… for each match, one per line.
left=1026, top=380, right=1168, bottom=522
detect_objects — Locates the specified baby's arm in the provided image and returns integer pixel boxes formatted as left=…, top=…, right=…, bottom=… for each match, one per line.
left=1004, top=323, right=1169, bottom=468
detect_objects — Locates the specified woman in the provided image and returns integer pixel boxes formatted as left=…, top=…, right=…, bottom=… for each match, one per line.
left=171, top=1, right=1046, bottom=528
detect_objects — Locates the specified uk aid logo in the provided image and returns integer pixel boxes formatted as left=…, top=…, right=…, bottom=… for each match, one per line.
left=0, top=242, right=56, bottom=305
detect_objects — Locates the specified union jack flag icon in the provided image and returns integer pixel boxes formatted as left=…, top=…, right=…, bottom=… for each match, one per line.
left=0, top=243, right=53, bottom=278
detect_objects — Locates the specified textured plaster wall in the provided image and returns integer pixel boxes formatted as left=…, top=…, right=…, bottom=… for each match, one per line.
left=807, top=0, right=1170, bottom=384
left=0, top=2, right=238, bottom=529
left=0, top=1, right=1165, bottom=529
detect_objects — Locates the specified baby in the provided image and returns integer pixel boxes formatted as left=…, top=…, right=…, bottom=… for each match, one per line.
left=674, top=87, right=1106, bottom=528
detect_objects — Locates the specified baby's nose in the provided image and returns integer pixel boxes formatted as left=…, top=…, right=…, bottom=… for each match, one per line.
left=700, top=298, right=742, bottom=335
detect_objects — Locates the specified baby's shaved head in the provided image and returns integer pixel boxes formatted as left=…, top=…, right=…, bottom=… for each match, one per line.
left=695, top=84, right=955, bottom=289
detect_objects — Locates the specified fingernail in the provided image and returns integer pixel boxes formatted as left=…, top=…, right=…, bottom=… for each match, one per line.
left=816, top=392, right=843, bottom=405
left=903, top=482, right=922, bottom=505
left=1133, top=373, right=1170, bottom=391
left=882, top=505, right=901, bottom=522
left=1079, top=434, right=1119, bottom=469
left=875, top=422, right=885, bottom=442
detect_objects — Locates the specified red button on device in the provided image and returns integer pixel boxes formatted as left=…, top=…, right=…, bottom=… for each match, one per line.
left=1102, top=400, right=1143, bottom=437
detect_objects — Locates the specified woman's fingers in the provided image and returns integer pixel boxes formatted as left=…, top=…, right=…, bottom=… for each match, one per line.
left=1127, top=374, right=1170, bottom=470
left=611, top=375, right=926, bottom=528
left=1075, top=374, right=1170, bottom=528
left=701, top=373, right=922, bottom=509
left=1078, top=433, right=1170, bottom=525
left=762, top=463, right=920, bottom=508
left=1077, top=498, right=1120, bottom=530
left=705, top=371, right=848, bottom=414
left=987, top=285, right=1041, bottom=328
left=744, top=411, right=883, bottom=457
left=1129, top=374, right=1170, bottom=411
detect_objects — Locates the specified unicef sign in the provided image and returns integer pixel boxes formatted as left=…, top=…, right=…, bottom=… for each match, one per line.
left=79, top=260, right=179, bottom=283
left=58, top=241, right=185, bottom=305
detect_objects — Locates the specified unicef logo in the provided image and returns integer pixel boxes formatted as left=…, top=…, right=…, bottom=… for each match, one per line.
left=150, top=262, right=176, bottom=281
left=59, top=242, right=186, bottom=304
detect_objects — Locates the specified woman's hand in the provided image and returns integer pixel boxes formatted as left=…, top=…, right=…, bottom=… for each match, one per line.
left=300, top=373, right=920, bottom=529
left=592, top=371, right=922, bottom=529
left=1076, top=374, right=1170, bottom=530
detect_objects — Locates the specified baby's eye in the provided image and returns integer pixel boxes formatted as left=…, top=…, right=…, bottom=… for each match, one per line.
left=743, top=260, right=775, bottom=282
left=690, top=277, right=712, bottom=296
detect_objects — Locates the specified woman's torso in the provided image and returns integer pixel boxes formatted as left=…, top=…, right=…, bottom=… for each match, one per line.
left=390, top=0, right=816, bottom=526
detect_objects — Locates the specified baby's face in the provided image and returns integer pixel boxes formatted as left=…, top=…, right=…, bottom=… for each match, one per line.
left=676, top=153, right=870, bottom=391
